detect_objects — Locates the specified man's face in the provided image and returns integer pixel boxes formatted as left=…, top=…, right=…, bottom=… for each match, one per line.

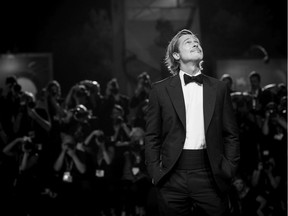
left=50, top=85, right=60, bottom=97
left=250, top=76, right=260, bottom=89
left=233, top=179, right=244, bottom=192
left=222, top=78, right=232, bottom=89
left=175, top=34, right=203, bottom=64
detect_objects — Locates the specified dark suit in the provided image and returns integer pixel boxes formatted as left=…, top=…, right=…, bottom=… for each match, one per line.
left=145, top=73, right=240, bottom=215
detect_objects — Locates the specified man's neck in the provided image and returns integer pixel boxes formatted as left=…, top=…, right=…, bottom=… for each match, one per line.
left=180, top=62, right=201, bottom=76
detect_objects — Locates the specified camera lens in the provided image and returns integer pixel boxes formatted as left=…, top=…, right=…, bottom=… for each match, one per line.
left=24, top=140, right=34, bottom=150
left=66, top=142, right=75, bottom=149
left=97, top=134, right=105, bottom=143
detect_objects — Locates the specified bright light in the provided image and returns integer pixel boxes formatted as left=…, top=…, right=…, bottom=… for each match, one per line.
left=17, top=77, right=37, bottom=96
left=0, top=54, right=25, bottom=74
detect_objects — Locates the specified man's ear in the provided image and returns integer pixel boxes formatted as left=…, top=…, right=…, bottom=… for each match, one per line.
left=172, top=52, right=180, bottom=61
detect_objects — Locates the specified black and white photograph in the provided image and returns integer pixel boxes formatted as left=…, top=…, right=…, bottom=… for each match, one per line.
left=0, top=0, right=286, bottom=215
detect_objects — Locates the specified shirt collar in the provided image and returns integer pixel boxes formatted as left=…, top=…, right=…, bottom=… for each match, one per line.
left=180, top=70, right=201, bottom=77
left=179, top=70, right=202, bottom=86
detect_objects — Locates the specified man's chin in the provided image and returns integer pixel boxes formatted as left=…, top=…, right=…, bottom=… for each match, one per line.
left=182, top=56, right=203, bottom=64
left=193, top=58, right=203, bottom=64
left=191, top=54, right=203, bottom=62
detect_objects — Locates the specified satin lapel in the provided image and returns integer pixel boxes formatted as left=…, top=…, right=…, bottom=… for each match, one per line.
left=203, top=75, right=217, bottom=133
left=166, top=75, right=186, bottom=129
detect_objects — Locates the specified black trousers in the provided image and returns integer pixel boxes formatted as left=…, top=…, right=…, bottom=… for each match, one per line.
left=156, top=150, right=229, bottom=216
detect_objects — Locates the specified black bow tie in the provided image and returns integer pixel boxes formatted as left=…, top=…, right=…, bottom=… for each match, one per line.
left=183, top=73, right=203, bottom=85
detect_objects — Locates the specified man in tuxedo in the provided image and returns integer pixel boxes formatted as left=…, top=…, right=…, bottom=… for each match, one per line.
left=145, top=29, right=240, bottom=216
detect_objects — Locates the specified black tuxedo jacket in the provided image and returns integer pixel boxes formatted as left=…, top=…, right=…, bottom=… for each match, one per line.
left=145, top=73, right=240, bottom=193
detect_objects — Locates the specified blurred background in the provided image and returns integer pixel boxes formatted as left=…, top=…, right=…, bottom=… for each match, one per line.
left=0, top=0, right=286, bottom=96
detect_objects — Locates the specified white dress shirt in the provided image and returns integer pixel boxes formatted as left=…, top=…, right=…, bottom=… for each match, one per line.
left=179, top=70, right=206, bottom=149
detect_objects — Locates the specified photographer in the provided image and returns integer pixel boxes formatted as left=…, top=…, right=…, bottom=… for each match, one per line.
left=45, top=80, right=66, bottom=123
left=230, top=175, right=267, bottom=216
left=61, top=104, right=99, bottom=144
left=83, top=129, right=115, bottom=216
left=262, top=101, right=286, bottom=166
left=104, top=78, right=130, bottom=123
left=230, top=92, right=262, bottom=175
left=258, top=101, right=287, bottom=215
left=2, top=134, right=43, bottom=216
left=14, top=91, right=51, bottom=137
left=247, top=71, right=264, bottom=115
left=0, top=76, right=23, bottom=140
left=53, top=132, right=88, bottom=216
left=54, top=132, right=86, bottom=175
left=251, top=151, right=281, bottom=190
left=64, top=83, right=92, bottom=111
left=262, top=100, right=287, bottom=134
left=129, top=72, right=151, bottom=128
left=42, top=81, right=66, bottom=175
left=78, top=80, right=105, bottom=118
left=110, top=104, right=131, bottom=147
left=251, top=151, right=284, bottom=216
left=84, top=129, right=114, bottom=166
left=3, top=134, right=42, bottom=170
left=106, top=104, right=132, bottom=214
left=120, top=127, right=150, bottom=216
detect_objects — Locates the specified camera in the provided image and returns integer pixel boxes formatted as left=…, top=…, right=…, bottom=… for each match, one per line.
left=22, top=136, right=41, bottom=151
left=139, top=75, right=150, bottom=86
left=96, top=134, right=105, bottom=143
left=13, top=83, right=22, bottom=93
left=75, top=85, right=89, bottom=98
left=19, top=92, right=36, bottom=110
left=115, top=116, right=123, bottom=125
left=263, top=161, right=273, bottom=170
left=23, top=139, right=34, bottom=150
left=71, top=104, right=91, bottom=121
left=268, top=108, right=277, bottom=118
left=261, top=150, right=273, bottom=170
left=65, top=142, right=76, bottom=149
left=265, top=102, right=278, bottom=118
left=138, top=72, right=151, bottom=88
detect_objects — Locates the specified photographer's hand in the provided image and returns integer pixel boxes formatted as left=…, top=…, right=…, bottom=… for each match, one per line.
left=61, top=141, right=70, bottom=153
left=92, top=130, right=104, bottom=137
left=135, top=83, right=144, bottom=96
left=27, top=107, right=35, bottom=118
left=66, top=147, right=76, bottom=157
left=54, top=144, right=67, bottom=172
left=95, top=137, right=105, bottom=148
left=266, top=168, right=281, bottom=189
left=22, top=142, right=33, bottom=153
left=84, top=130, right=97, bottom=145
left=69, top=150, right=86, bottom=174
left=121, top=122, right=131, bottom=137
left=251, top=162, right=263, bottom=187
left=264, top=164, right=272, bottom=174
left=27, top=108, right=51, bottom=132
left=23, top=136, right=33, bottom=143
left=275, top=115, right=287, bottom=130
left=20, top=143, right=39, bottom=171
left=2, top=137, right=25, bottom=156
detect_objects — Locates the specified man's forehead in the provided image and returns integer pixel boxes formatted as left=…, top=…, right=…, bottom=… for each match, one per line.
left=179, top=34, right=199, bottom=42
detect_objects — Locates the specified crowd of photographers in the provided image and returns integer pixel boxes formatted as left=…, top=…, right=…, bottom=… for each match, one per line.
left=0, top=71, right=286, bottom=216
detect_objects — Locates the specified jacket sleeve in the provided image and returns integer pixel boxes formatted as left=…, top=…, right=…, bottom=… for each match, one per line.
left=222, top=85, right=240, bottom=176
left=144, top=84, right=162, bottom=181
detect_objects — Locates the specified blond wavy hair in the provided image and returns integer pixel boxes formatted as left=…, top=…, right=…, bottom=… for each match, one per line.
left=165, top=29, right=203, bottom=75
